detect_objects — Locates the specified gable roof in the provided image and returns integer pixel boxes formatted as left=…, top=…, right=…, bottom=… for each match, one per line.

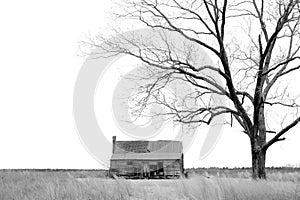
left=114, top=140, right=182, bottom=154
left=111, top=140, right=183, bottom=160
left=111, top=153, right=182, bottom=160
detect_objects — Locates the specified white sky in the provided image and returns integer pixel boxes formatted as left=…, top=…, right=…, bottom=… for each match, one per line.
left=0, top=0, right=299, bottom=169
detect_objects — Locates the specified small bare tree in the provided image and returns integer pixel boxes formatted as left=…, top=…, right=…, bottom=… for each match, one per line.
left=85, top=0, right=300, bottom=179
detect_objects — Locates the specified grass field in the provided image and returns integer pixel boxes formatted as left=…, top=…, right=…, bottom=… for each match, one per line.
left=0, top=169, right=300, bottom=200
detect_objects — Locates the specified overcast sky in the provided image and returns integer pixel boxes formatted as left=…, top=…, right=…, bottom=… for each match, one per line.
left=0, top=0, right=299, bottom=169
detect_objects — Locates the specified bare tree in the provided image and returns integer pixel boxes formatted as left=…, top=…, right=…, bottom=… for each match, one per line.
left=85, top=0, right=300, bottom=179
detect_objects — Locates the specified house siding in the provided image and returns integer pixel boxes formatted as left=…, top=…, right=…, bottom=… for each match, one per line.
left=110, top=159, right=183, bottom=178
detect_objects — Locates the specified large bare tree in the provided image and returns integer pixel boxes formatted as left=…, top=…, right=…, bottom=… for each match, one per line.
left=85, top=0, right=300, bottom=179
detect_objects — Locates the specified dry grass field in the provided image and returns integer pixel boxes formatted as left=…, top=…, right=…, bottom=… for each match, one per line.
left=0, top=169, right=300, bottom=200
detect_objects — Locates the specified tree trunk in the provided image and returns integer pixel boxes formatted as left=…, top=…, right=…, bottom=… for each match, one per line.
left=251, top=148, right=266, bottom=179
left=251, top=100, right=267, bottom=179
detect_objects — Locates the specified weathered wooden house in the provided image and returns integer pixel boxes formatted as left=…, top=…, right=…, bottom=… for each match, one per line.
left=109, top=136, right=184, bottom=178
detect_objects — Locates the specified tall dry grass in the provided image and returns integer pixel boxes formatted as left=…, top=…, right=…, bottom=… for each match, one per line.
left=0, top=170, right=299, bottom=200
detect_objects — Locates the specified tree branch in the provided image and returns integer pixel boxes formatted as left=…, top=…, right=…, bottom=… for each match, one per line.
left=262, top=117, right=300, bottom=151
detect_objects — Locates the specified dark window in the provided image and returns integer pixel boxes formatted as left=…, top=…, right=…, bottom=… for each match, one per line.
left=158, top=161, right=164, bottom=175
left=158, top=161, right=163, bottom=172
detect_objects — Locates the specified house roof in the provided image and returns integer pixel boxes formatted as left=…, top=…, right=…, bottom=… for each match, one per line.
left=114, top=140, right=182, bottom=154
left=111, top=140, right=183, bottom=160
left=111, top=153, right=182, bottom=160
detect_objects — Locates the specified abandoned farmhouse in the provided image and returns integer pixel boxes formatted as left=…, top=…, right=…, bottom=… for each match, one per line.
left=109, top=136, right=184, bottom=178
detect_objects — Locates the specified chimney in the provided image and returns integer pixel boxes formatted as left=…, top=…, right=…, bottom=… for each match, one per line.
left=112, top=136, right=116, bottom=153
